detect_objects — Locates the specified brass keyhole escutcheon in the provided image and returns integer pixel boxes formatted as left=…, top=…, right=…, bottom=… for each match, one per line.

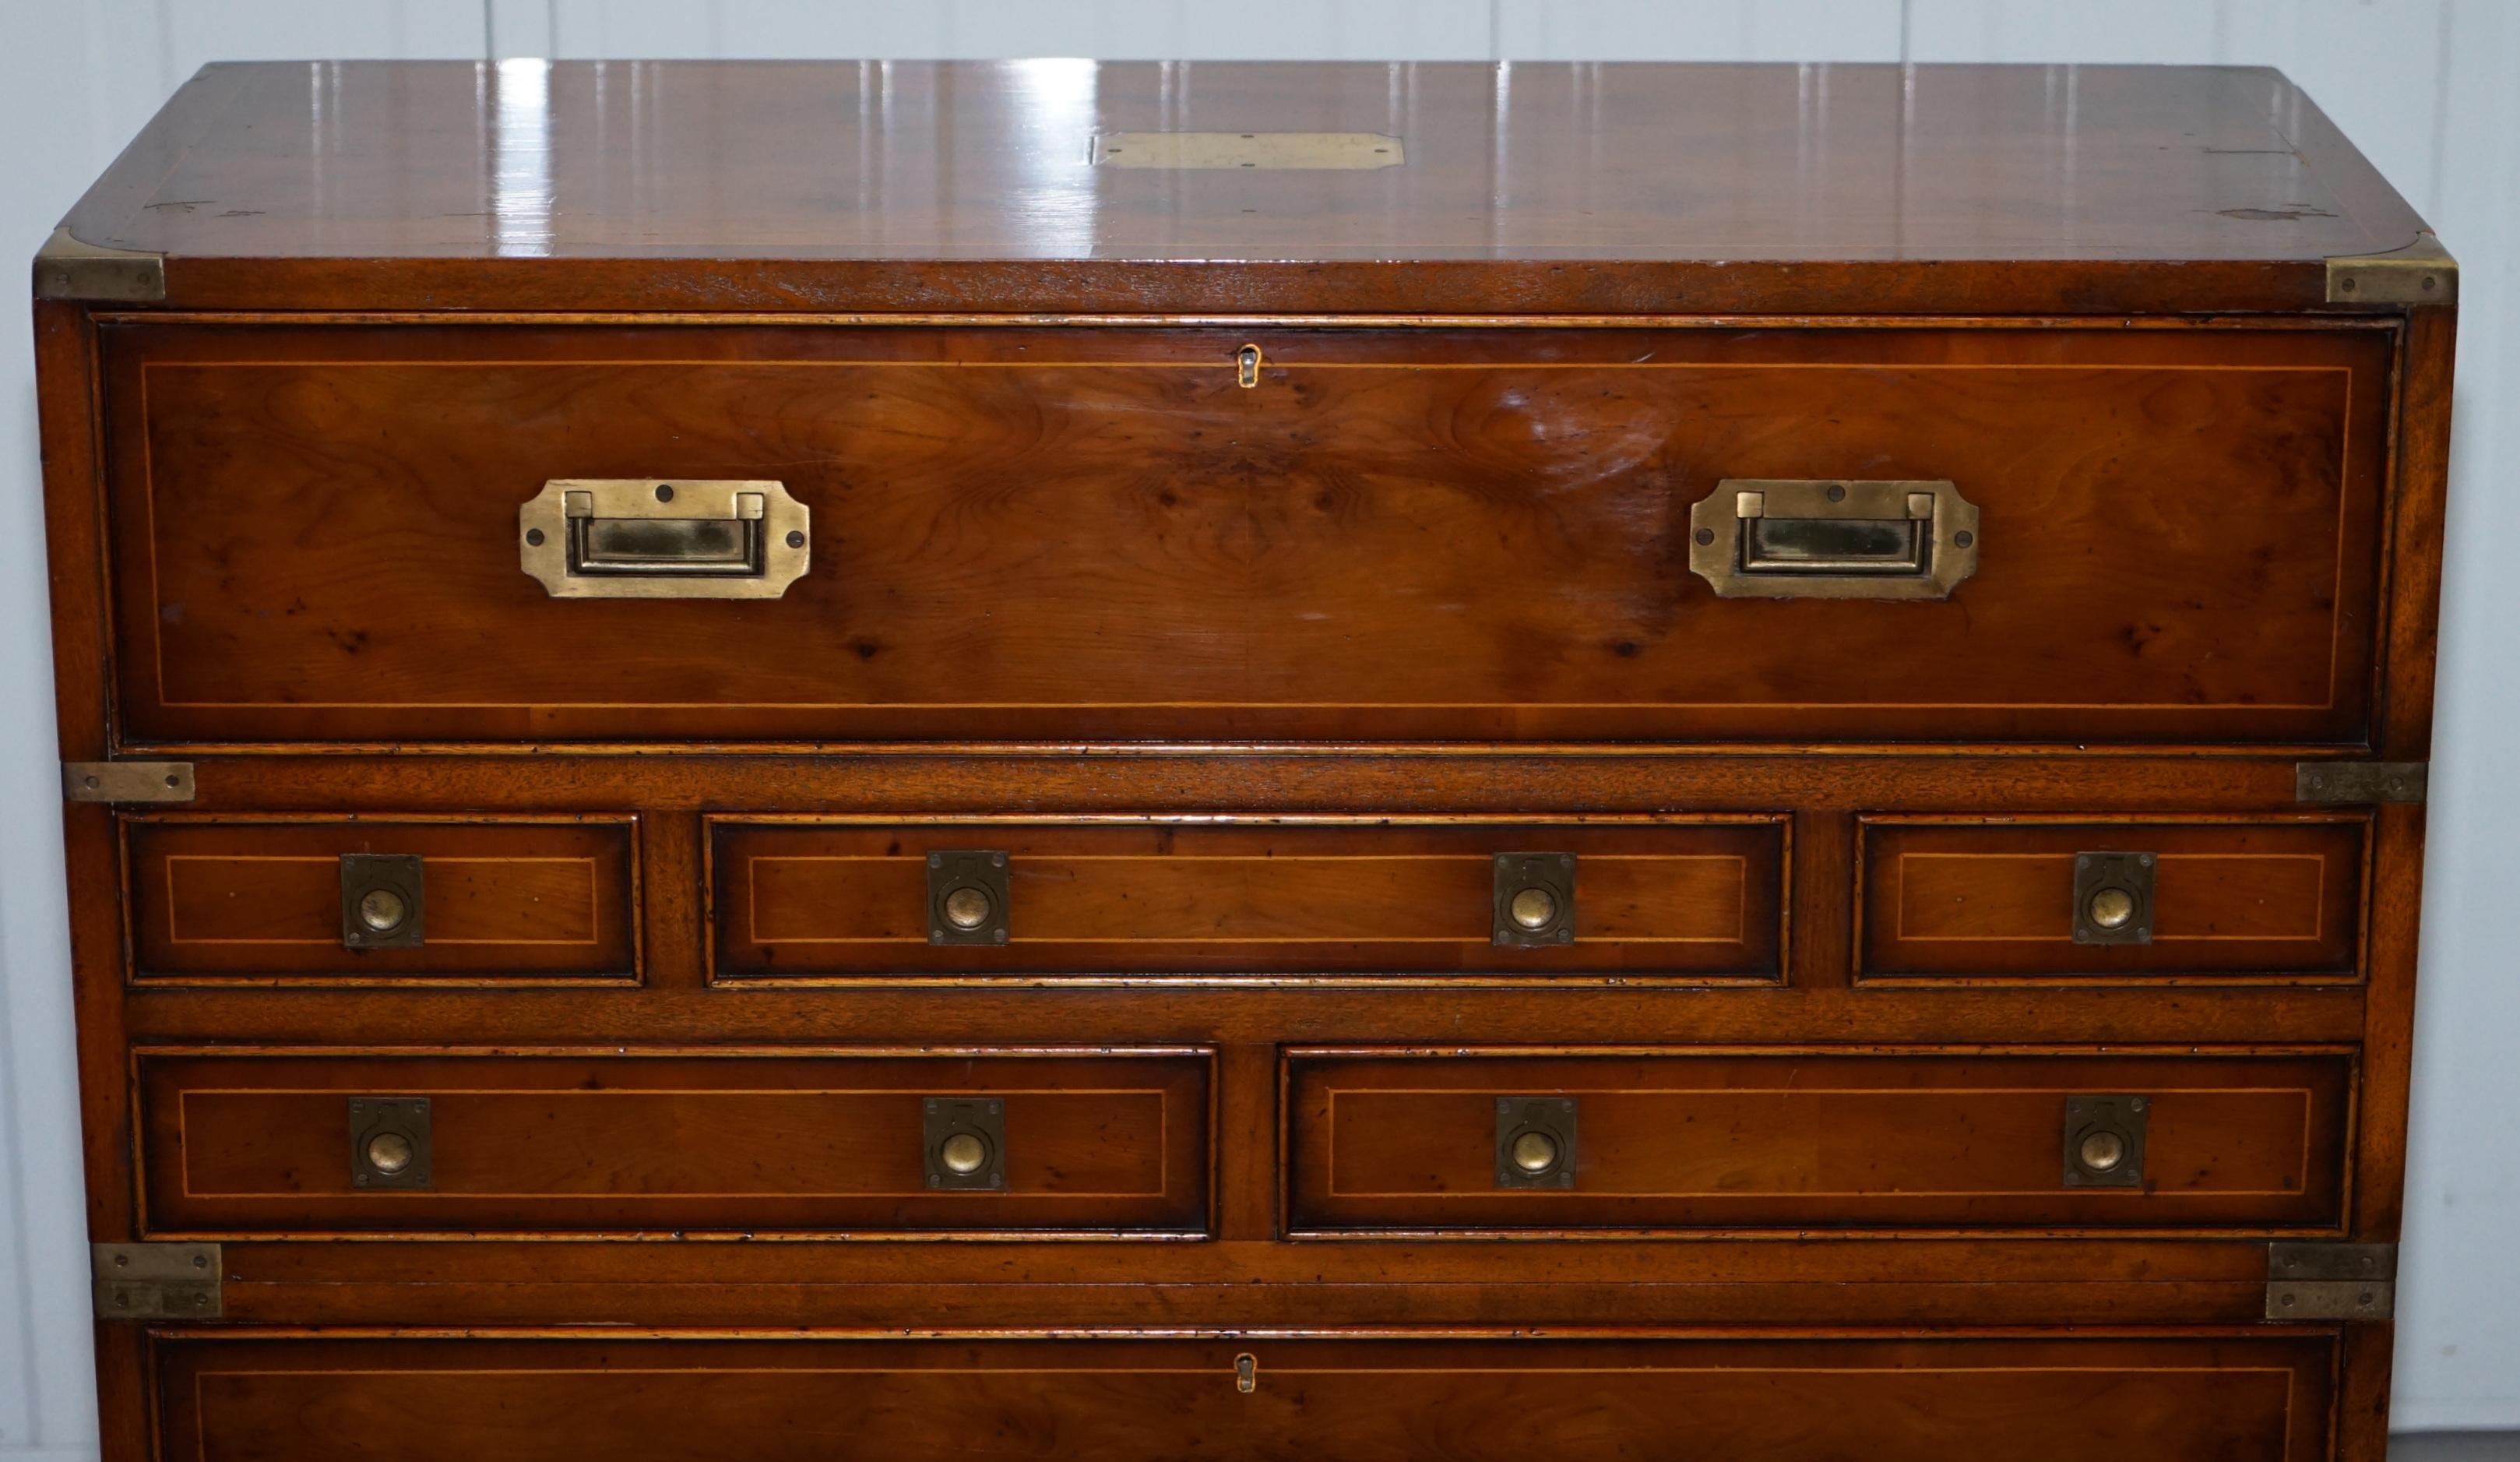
left=357, top=887, right=409, bottom=933
left=364, top=1131, right=416, bottom=1175
left=2077, top=1129, right=2127, bottom=1173
left=941, top=886, right=994, bottom=931
left=938, top=1132, right=990, bottom=1175
left=1509, top=1130, right=1561, bottom=1173
left=1508, top=887, right=1558, bottom=932
left=2085, top=886, right=2137, bottom=931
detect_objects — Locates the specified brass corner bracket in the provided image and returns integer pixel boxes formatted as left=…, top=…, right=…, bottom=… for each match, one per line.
left=33, top=225, right=167, bottom=304
left=2326, top=231, right=2457, bottom=306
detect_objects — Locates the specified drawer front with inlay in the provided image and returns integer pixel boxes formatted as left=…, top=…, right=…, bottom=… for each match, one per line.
left=710, top=818, right=1786, bottom=981
left=103, top=322, right=2390, bottom=746
left=135, top=1050, right=1211, bottom=1237
left=149, top=1333, right=2335, bottom=1462
left=1285, top=1049, right=2352, bottom=1235
left=1858, top=817, right=2367, bottom=982
left=124, top=816, right=640, bottom=984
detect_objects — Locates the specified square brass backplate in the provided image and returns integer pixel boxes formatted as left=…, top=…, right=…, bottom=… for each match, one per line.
left=349, top=1097, right=432, bottom=1189
left=1495, top=1096, right=1579, bottom=1189
left=927, top=850, right=1010, bottom=946
left=340, top=853, right=424, bottom=949
left=2070, top=851, right=2155, bottom=946
left=924, top=1097, right=1006, bottom=1191
left=1494, top=853, right=1577, bottom=949
left=2061, top=1094, right=2147, bottom=1188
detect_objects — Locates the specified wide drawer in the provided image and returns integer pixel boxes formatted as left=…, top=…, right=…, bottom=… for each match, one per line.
left=710, top=817, right=1785, bottom=981
left=103, top=322, right=2391, bottom=745
left=123, top=816, right=640, bottom=984
left=1858, top=816, right=2369, bottom=983
left=150, top=1333, right=2334, bottom=1462
left=1285, top=1048, right=2351, bottom=1235
left=136, top=1049, right=1212, bottom=1237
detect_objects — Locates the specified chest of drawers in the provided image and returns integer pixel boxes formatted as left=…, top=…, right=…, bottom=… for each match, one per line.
left=35, top=59, right=2455, bottom=1460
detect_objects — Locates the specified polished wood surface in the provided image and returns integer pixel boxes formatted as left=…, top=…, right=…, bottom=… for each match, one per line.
left=149, top=1333, right=2335, bottom=1462
left=1286, top=1049, right=2350, bottom=1234
left=136, top=1050, right=1211, bottom=1237
left=57, top=62, right=2430, bottom=315
left=713, top=818, right=1783, bottom=980
left=1859, top=816, right=2368, bottom=982
left=104, top=321, right=2390, bottom=745
left=33, top=60, right=2456, bottom=1462
left=125, top=816, right=639, bottom=983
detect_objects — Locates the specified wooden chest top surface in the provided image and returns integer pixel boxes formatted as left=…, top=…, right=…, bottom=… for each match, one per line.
left=53, top=60, right=2432, bottom=313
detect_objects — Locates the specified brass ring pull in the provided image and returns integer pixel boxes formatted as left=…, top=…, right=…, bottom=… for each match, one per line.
left=1688, top=478, right=1980, bottom=600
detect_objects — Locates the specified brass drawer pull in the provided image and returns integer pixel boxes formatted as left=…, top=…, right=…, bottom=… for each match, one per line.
left=1688, top=478, right=1980, bottom=600
left=927, top=850, right=1011, bottom=946
left=2071, top=851, right=2156, bottom=946
left=1493, top=852, right=1577, bottom=948
left=519, top=478, right=810, bottom=599
left=2061, top=1094, right=2147, bottom=1187
left=1494, top=1096, right=1578, bottom=1189
left=348, top=1097, right=431, bottom=1189
left=340, top=854, right=424, bottom=949
left=924, top=1097, right=1006, bottom=1191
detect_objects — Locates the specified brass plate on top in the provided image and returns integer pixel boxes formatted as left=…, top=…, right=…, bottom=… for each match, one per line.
left=1092, top=132, right=1404, bottom=170
left=33, top=226, right=167, bottom=302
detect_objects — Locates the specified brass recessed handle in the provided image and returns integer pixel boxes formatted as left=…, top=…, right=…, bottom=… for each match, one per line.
left=519, top=478, right=809, bottom=600
left=340, top=854, right=424, bottom=949
left=1688, top=479, right=1980, bottom=601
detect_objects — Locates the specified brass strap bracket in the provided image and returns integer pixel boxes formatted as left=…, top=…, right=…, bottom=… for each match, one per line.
left=2296, top=762, right=2427, bottom=805
left=33, top=225, right=167, bottom=303
left=93, top=1242, right=221, bottom=1319
left=2266, top=1242, right=2395, bottom=1321
left=63, top=761, right=195, bottom=804
left=2325, top=231, right=2457, bottom=305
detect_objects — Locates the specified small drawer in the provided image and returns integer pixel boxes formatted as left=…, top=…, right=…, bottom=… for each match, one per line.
left=1857, top=816, right=2367, bottom=982
left=136, top=1048, right=1212, bottom=1238
left=710, top=817, right=1786, bottom=982
left=1285, top=1048, right=2351, bottom=1235
left=151, top=1333, right=2335, bottom=1462
left=124, top=816, right=640, bottom=984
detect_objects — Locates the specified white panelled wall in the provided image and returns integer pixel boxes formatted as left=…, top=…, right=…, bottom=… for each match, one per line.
left=0, top=3, right=2512, bottom=1453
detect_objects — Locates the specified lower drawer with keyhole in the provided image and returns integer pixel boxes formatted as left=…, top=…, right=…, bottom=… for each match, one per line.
left=144, top=1331, right=2337, bottom=1462
left=121, top=815, right=642, bottom=985
left=132, top=1048, right=1212, bottom=1238
left=1283, top=1048, right=2352, bottom=1236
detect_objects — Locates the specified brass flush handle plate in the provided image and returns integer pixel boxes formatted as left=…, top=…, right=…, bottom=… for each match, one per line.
left=340, top=854, right=424, bottom=949
left=924, top=1097, right=1006, bottom=1192
left=927, top=850, right=1011, bottom=946
left=350, top=1097, right=432, bottom=1190
left=2071, top=851, right=2156, bottom=946
left=1688, top=479, right=1980, bottom=601
left=2061, top=1094, right=2147, bottom=1188
left=1494, top=853, right=1577, bottom=948
left=519, top=479, right=809, bottom=600
left=1092, top=132, right=1403, bottom=170
left=1495, top=1096, right=1578, bottom=1189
